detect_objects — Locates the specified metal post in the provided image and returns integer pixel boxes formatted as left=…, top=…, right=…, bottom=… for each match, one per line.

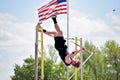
left=40, top=27, right=44, bottom=80
left=75, top=37, right=78, bottom=80
left=80, top=38, right=83, bottom=80
left=34, top=26, right=38, bottom=80
left=67, top=0, right=69, bottom=79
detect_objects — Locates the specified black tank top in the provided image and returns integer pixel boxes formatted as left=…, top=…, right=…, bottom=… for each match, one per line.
left=54, top=36, right=66, bottom=50
left=54, top=36, right=70, bottom=66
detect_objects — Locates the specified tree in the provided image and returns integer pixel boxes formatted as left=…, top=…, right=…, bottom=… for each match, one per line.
left=11, top=56, right=35, bottom=80
left=83, top=40, right=120, bottom=80
left=102, top=40, right=120, bottom=80
left=11, top=41, right=120, bottom=80
left=47, top=45, right=58, bottom=63
left=83, top=41, right=107, bottom=80
left=11, top=45, right=67, bottom=80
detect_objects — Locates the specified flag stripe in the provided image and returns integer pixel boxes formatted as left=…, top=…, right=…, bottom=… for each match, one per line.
left=38, top=4, right=67, bottom=17
left=38, top=0, right=57, bottom=13
left=38, top=0, right=56, bottom=11
left=39, top=8, right=67, bottom=20
left=39, top=12, right=67, bottom=22
left=38, top=9, right=67, bottom=22
left=38, top=0, right=67, bottom=24
left=38, top=3, right=66, bottom=15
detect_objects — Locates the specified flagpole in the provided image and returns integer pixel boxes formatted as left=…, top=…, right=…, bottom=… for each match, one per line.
left=66, top=0, right=69, bottom=79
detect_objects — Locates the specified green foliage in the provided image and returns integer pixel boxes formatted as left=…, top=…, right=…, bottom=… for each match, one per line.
left=11, top=41, right=120, bottom=80
left=48, top=45, right=58, bottom=63
left=80, top=40, right=120, bottom=80
left=11, top=45, right=67, bottom=80
left=11, top=56, right=34, bottom=80
left=102, top=40, right=120, bottom=80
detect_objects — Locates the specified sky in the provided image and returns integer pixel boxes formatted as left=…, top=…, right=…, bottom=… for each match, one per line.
left=0, top=0, right=120, bottom=80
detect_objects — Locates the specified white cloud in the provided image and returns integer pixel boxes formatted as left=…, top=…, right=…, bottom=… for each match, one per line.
left=106, top=13, right=120, bottom=25
left=0, top=13, right=35, bottom=46
left=0, top=29, right=26, bottom=46
left=41, top=10, right=120, bottom=48
left=0, top=13, right=35, bottom=80
left=69, top=10, right=111, bottom=35
left=0, top=6, right=120, bottom=80
left=54, top=10, right=120, bottom=47
left=0, top=13, right=16, bottom=21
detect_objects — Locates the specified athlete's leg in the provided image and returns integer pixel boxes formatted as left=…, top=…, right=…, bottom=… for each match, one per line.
left=44, top=31, right=57, bottom=37
left=37, top=26, right=57, bottom=37
left=52, top=16, right=63, bottom=36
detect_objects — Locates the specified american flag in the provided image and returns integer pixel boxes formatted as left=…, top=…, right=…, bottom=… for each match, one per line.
left=38, top=0, right=67, bottom=24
